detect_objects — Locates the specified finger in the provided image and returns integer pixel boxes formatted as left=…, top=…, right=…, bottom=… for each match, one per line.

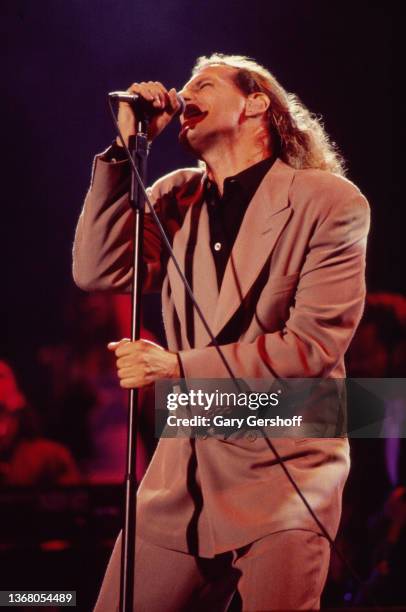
left=115, top=338, right=150, bottom=358
left=142, top=87, right=162, bottom=108
left=119, top=377, right=139, bottom=389
left=128, top=82, right=162, bottom=109
left=142, top=82, right=162, bottom=108
left=107, top=338, right=131, bottom=352
left=152, top=97, right=163, bottom=109
left=116, top=355, right=135, bottom=368
left=115, top=340, right=141, bottom=357
left=119, top=373, right=149, bottom=389
left=117, top=366, right=137, bottom=379
left=151, top=81, right=168, bottom=107
left=149, top=81, right=172, bottom=109
left=168, top=88, right=181, bottom=113
left=128, top=83, right=154, bottom=101
left=128, top=81, right=171, bottom=110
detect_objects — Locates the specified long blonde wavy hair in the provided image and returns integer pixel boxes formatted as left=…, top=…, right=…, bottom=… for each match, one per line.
left=192, top=53, right=346, bottom=176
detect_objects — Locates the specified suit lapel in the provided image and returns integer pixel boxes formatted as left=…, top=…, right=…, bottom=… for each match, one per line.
left=192, top=202, right=219, bottom=346
left=211, top=158, right=296, bottom=338
left=166, top=175, right=219, bottom=349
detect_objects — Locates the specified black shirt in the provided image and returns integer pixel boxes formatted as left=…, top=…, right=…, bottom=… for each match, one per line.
left=104, top=142, right=275, bottom=288
left=204, top=155, right=275, bottom=289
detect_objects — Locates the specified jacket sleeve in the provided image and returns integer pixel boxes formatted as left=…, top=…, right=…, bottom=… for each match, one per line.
left=178, top=189, right=370, bottom=379
left=72, top=155, right=168, bottom=293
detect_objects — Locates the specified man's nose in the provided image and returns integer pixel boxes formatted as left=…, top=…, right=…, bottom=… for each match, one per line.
left=178, top=86, right=192, bottom=102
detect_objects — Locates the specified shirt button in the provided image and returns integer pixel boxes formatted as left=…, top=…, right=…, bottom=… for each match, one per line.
left=214, top=242, right=222, bottom=251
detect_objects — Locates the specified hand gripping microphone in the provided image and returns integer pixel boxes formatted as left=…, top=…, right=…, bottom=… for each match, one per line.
left=108, top=90, right=185, bottom=116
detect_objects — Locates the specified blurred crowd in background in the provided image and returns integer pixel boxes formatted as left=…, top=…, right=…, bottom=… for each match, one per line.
left=1, top=291, right=163, bottom=487
left=1, top=289, right=405, bottom=609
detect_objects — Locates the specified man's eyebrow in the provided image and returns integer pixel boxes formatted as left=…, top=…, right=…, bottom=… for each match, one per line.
left=190, top=77, right=214, bottom=89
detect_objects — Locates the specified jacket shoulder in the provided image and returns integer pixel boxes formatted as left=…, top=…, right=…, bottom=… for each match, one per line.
left=147, top=167, right=204, bottom=203
left=291, top=167, right=364, bottom=199
left=289, top=166, right=370, bottom=222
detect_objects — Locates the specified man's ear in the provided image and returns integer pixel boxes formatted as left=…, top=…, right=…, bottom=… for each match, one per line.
left=245, top=92, right=270, bottom=117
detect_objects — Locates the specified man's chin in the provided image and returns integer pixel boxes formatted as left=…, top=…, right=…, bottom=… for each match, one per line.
left=178, top=127, right=200, bottom=156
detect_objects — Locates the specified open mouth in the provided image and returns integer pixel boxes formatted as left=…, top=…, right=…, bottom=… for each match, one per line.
left=181, top=104, right=208, bottom=129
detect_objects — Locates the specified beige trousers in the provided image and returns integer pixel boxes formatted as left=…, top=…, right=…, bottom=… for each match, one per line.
left=94, top=528, right=330, bottom=611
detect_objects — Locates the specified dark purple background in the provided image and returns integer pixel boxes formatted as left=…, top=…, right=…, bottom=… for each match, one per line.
left=1, top=0, right=400, bottom=368
left=0, top=4, right=402, bottom=607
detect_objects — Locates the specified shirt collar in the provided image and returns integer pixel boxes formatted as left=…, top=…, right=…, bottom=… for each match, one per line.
left=204, top=155, right=275, bottom=203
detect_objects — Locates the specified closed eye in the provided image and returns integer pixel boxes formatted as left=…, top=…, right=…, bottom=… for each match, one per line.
left=199, top=81, right=213, bottom=90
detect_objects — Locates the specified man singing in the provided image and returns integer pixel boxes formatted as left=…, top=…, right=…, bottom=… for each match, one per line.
left=73, top=54, right=370, bottom=610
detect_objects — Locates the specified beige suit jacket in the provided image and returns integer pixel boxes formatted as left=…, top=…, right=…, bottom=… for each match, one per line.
left=73, top=155, right=370, bottom=557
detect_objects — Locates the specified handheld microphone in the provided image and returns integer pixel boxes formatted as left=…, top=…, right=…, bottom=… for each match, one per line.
left=108, top=91, right=185, bottom=115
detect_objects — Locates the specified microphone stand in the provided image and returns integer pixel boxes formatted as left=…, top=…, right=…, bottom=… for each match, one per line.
left=119, top=120, right=149, bottom=612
